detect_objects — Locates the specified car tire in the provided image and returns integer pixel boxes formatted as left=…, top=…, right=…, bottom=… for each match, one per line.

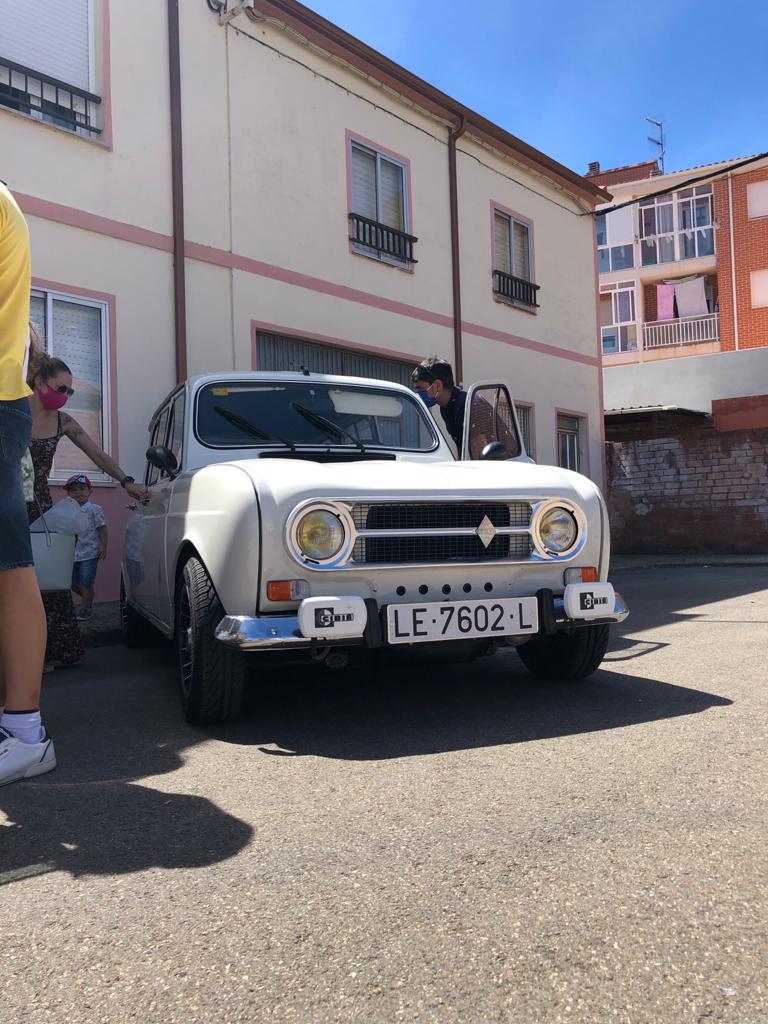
left=516, top=623, right=610, bottom=681
left=120, top=575, right=157, bottom=649
left=176, top=556, right=245, bottom=724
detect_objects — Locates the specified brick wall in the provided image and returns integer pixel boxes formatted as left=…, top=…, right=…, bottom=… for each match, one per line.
left=606, top=413, right=768, bottom=553
left=715, top=168, right=768, bottom=352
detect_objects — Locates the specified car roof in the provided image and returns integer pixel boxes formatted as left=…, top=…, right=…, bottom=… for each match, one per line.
left=186, top=370, right=414, bottom=392
left=148, top=371, right=416, bottom=426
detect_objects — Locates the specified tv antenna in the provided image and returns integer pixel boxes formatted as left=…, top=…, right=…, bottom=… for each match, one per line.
left=645, top=117, right=666, bottom=174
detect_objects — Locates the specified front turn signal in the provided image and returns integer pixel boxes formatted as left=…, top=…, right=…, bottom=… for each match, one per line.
left=267, top=579, right=309, bottom=601
left=564, top=566, right=599, bottom=585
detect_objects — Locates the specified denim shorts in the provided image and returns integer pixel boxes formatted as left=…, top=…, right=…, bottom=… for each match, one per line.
left=0, top=398, right=33, bottom=571
left=72, top=557, right=99, bottom=588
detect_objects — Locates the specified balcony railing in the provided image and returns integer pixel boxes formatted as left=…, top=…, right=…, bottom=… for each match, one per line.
left=348, top=213, right=418, bottom=265
left=492, top=269, right=540, bottom=309
left=643, top=313, right=720, bottom=348
left=0, top=56, right=102, bottom=135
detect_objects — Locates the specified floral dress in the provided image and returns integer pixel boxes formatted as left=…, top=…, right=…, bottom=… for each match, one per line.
left=26, top=414, right=84, bottom=666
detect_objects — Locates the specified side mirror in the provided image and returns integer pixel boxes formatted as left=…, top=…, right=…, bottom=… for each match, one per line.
left=146, top=445, right=178, bottom=477
left=479, top=441, right=508, bottom=462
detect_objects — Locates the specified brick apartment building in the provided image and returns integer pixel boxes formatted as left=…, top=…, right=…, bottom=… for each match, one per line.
left=587, top=154, right=768, bottom=553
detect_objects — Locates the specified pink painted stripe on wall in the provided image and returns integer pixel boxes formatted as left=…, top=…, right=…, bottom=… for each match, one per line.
left=18, top=191, right=599, bottom=371
left=184, top=240, right=453, bottom=328
left=17, top=193, right=174, bottom=253
left=461, top=320, right=599, bottom=367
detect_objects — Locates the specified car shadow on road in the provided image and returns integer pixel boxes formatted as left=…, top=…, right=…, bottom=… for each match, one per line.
left=214, top=647, right=733, bottom=761
left=0, top=649, right=253, bottom=886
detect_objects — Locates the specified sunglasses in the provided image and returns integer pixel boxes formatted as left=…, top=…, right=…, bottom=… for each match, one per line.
left=51, top=384, right=75, bottom=397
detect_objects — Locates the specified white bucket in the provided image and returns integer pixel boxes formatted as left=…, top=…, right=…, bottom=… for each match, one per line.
left=31, top=532, right=76, bottom=592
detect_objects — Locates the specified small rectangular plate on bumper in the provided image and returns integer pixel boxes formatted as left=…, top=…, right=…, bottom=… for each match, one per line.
left=386, top=597, right=538, bottom=645
left=298, top=596, right=368, bottom=640
left=563, top=582, right=616, bottom=620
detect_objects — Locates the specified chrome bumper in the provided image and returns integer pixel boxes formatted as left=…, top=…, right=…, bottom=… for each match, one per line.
left=216, top=614, right=310, bottom=650
left=215, top=590, right=629, bottom=651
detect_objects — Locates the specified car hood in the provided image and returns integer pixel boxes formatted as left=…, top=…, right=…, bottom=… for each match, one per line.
left=229, top=456, right=601, bottom=508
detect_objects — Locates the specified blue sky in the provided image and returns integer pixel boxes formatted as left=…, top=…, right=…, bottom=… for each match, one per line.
left=306, top=0, right=768, bottom=176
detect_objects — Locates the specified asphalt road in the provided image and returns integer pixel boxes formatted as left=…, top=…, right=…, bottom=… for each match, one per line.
left=2, top=567, right=766, bottom=1024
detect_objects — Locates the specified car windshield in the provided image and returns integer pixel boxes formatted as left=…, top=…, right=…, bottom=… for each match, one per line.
left=196, top=381, right=438, bottom=452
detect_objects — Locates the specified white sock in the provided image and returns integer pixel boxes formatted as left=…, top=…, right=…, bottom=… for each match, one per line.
left=0, top=710, right=44, bottom=744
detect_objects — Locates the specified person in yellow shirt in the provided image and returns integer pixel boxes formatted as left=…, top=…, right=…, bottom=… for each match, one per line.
left=0, top=181, right=56, bottom=785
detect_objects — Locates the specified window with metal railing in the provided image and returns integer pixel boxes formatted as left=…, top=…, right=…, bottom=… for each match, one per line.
left=348, top=139, right=416, bottom=266
left=0, top=56, right=101, bottom=135
left=492, top=209, right=539, bottom=308
left=348, top=213, right=418, bottom=265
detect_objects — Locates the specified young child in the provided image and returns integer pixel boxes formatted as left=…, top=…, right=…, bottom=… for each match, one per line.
left=64, top=474, right=107, bottom=621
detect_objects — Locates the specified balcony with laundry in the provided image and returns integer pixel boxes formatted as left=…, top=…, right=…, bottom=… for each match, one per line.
left=600, top=273, right=720, bottom=365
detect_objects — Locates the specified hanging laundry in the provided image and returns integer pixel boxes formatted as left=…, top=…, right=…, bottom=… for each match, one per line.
left=675, top=276, right=708, bottom=317
left=656, top=283, right=675, bottom=320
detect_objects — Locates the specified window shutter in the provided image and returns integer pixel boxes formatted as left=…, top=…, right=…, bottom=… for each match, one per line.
left=1, top=0, right=91, bottom=90
left=513, top=221, right=530, bottom=281
left=606, top=205, right=634, bottom=245
left=379, top=158, right=405, bottom=230
left=350, top=146, right=377, bottom=221
left=48, top=297, right=106, bottom=480
left=494, top=213, right=511, bottom=275
left=29, top=294, right=47, bottom=347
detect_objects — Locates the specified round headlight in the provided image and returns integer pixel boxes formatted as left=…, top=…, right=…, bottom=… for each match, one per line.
left=538, top=506, right=578, bottom=553
left=296, top=509, right=345, bottom=561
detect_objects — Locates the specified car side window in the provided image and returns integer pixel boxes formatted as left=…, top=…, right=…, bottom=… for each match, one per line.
left=167, top=392, right=185, bottom=475
left=466, top=385, right=521, bottom=460
left=146, top=407, right=170, bottom=486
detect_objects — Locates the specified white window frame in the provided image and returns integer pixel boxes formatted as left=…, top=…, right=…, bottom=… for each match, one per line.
left=349, top=139, right=410, bottom=267
left=596, top=213, right=635, bottom=273
left=600, top=281, right=637, bottom=354
left=747, top=181, right=768, bottom=220
left=638, top=185, right=715, bottom=266
left=494, top=209, right=533, bottom=283
left=31, top=286, right=112, bottom=484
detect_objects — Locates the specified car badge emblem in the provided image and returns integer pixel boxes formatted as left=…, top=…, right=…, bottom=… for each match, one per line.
left=476, top=515, right=497, bottom=548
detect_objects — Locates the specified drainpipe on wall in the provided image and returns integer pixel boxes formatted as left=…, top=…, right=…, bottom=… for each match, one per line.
left=448, top=117, right=467, bottom=385
left=727, top=173, right=739, bottom=351
left=167, top=0, right=188, bottom=382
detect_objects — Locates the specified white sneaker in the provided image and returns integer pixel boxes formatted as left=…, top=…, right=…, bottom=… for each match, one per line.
left=0, top=727, right=57, bottom=786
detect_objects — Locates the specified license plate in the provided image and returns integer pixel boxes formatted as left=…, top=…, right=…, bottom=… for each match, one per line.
left=386, top=597, right=539, bottom=645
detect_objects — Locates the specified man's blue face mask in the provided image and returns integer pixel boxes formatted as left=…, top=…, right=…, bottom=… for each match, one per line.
left=417, top=388, right=438, bottom=409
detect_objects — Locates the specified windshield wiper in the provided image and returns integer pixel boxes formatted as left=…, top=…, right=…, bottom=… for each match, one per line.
left=213, top=405, right=296, bottom=451
left=291, top=402, right=369, bottom=453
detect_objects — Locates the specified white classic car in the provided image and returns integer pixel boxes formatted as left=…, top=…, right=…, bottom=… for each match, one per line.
left=121, top=371, right=628, bottom=723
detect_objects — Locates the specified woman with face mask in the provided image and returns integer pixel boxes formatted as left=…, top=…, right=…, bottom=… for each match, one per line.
left=25, top=335, right=148, bottom=669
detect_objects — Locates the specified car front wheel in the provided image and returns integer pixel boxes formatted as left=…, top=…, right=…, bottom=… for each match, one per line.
left=176, top=556, right=245, bottom=724
left=516, top=623, right=610, bottom=681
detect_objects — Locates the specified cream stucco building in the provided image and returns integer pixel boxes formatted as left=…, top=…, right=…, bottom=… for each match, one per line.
left=1, top=0, right=607, bottom=597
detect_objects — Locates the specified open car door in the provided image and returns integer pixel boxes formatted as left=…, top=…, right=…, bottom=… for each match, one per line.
left=461, top=381, right=531, bottom=462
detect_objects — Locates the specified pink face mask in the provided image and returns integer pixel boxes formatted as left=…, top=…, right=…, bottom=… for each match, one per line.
left=36, top=383, right=70, bottom=411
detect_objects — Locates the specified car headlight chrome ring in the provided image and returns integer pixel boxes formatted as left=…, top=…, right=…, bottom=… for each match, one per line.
left=288, top=502, right=355, bottom=567
left=531, top=501, right=585, bottom=559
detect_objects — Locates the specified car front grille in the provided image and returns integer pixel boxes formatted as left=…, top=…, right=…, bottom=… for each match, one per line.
left=349, top=501, right=533, bottom=566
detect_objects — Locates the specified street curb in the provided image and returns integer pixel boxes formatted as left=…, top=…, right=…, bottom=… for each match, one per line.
left=612, top=557, right=768, bottom=571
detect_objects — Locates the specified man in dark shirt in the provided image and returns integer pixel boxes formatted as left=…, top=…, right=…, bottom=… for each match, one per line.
left=411, top=356, right=468, bottom=453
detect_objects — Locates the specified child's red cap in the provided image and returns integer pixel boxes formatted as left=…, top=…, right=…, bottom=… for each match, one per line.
left=63, top=474, right=92, bottom=489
